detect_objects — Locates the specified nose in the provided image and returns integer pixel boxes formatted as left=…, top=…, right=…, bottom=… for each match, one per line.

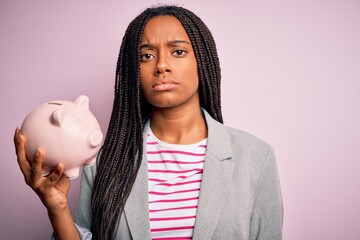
left=155, top=53, right=171, bottom=76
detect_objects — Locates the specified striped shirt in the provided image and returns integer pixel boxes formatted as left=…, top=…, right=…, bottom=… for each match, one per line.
left=147, top=127, right=207, bottom=240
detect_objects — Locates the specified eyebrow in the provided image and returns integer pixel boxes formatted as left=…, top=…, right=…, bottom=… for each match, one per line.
left=169, top=40, right=191, bottom=46
left=140, top=40, right=191, bottom=49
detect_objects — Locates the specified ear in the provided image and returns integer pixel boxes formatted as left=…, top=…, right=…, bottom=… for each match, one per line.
left=51, top=109, right=67, bottom=127
left=74, top=95, right=89, bottom=109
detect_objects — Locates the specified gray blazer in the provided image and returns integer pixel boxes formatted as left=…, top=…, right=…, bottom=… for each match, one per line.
left=75, top=110, right=283, bottom=240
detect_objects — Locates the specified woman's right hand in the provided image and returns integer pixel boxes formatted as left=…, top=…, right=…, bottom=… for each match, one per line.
left=14, top=127, right=70, bottom=215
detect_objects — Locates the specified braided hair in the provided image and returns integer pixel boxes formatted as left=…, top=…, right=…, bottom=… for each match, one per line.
left=91, top=5, right=223, bottom=239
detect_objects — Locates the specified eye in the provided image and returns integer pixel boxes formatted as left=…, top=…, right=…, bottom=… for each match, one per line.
left=141, top=53, right=154, bottom=62
left=173, top=49, right=187, bottom=57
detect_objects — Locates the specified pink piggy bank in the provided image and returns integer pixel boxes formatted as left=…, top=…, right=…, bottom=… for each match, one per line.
left=20, top=95, right=103, bottom=179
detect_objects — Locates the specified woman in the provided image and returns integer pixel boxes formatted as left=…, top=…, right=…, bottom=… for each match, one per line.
left=14, top=5, right=283, bottom=240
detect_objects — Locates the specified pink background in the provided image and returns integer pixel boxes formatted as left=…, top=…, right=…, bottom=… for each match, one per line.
left=1, top=0, right=359, bottom=239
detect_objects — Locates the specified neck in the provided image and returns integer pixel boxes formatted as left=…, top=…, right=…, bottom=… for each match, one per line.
left=149, top=105, right=207, bottom=144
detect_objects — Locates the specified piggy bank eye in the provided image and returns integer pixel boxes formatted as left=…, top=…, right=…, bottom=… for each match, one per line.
left=77, top=113, right=89, bottom=124
left=77, top=118, right=83, bottom=124
left=83, top=113, right=89, bottom=120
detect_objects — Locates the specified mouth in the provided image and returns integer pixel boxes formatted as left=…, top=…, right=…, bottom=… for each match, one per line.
left=152, top=79, right=179, bottom=91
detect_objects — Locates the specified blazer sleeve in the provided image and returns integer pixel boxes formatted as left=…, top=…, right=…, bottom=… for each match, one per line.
left=50, top=163, right=96, bottom=240
left=73, top=162, right=98, bottom=239
left=249, top=146, right=283, bottom=240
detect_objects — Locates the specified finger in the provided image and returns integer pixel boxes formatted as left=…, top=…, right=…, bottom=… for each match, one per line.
left=44, top=164, right=65, bottom=187
left=28, top=149, right=47, bottom=191
left=31, top=149, right=44, bottom=181
left=14, top=128, right=31, bottom=178
left=55, top=173, right=71, bottom=195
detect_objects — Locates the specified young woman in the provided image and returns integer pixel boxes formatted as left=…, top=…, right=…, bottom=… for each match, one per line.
left=15, top=5, right=283, bottom=240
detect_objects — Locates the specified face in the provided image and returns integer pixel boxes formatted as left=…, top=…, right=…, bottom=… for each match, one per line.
left=139, top=15, right=199, bottom=109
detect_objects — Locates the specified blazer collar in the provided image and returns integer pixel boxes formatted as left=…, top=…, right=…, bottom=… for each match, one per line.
left=124, top=110, right=235, bottom=240
left=202, top=109, right=232, bottom=161
left=123, top=121, right=151, bottom=239
left=192, top=109, right=235, bottom=239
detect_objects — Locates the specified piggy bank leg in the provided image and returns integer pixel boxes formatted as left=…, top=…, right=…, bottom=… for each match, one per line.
left=41, top=167, right=51, bottom=177
left=64, top=168, right=80, bottom=180
left=84, top=156, right=96, bottom=166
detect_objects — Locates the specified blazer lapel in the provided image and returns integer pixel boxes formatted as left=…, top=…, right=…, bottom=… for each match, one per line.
left=123, top=113, right=235, bottom=240
left=193, top=110, right=236, bottom=240
left=124, top=123, right=151, bottom=240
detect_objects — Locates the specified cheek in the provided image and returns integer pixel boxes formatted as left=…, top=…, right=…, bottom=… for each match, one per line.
left=139, top=74, right=145, bottom=89
left=187, top=56, right=199, bottom=77
left=184, top=60, right=199, bottom=85
left=139, top=71, right=151, bottom=100
left=139, top=66, right=151, bottom=87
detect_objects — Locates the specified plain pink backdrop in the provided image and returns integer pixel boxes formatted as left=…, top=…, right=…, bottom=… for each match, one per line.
left=1, top=0, right=359, bottom=239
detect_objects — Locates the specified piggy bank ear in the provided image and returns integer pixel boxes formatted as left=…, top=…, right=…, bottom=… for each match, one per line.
left=51, top=109, right=67, bottom=127
left=74, top=95, right=89, bottom=109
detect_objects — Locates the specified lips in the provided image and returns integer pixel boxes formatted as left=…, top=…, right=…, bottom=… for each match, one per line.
left=152, top=79, right=178, bottom=91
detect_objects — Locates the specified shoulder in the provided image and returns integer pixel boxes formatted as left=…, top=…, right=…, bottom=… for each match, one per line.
left=221, top=125, right=274, bottom=170
left=224, top=125, right=272, bottom=155
left=203, top=109, right=274, bottom=164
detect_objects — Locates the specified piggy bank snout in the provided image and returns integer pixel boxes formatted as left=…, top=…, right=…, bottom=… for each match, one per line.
left=89, top=130, right=103, bottom=147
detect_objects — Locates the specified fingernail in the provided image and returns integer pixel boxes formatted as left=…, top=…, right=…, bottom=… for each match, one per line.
left=36, top=149, right=41, bottom=157
left=56, top=168, right=62, bottom=175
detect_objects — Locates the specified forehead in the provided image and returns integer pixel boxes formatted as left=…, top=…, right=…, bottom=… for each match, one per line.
left=141, top=15, right=191, bottom=43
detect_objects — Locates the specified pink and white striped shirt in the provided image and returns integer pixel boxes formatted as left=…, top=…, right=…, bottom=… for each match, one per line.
left=146, top=127, right=207, bottom=240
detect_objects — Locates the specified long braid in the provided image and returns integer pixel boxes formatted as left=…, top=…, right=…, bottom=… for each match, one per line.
left=91, top=12, right=149, bottom=239
left=91, top=5, right=223, bottom=239
left=173, top=8, right=223, bottom=122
